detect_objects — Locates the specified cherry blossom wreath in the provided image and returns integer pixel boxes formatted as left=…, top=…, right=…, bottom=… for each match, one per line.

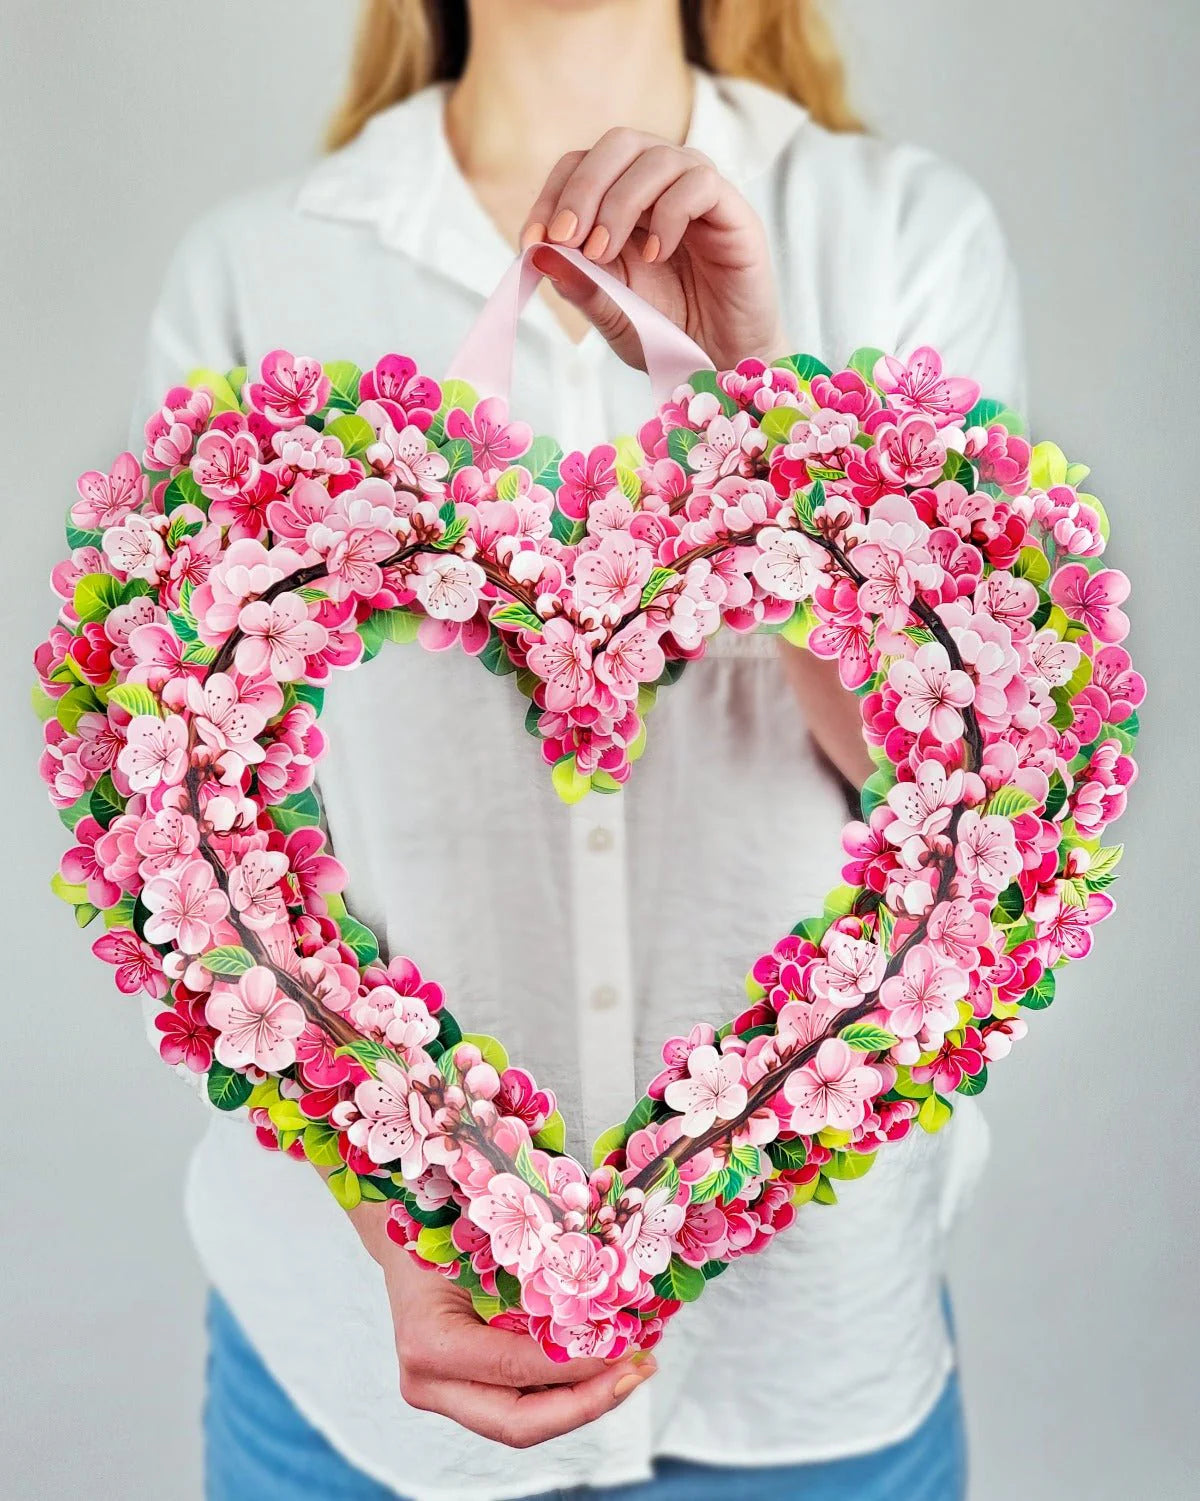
left=34, top=248, right=1142, bottom=1361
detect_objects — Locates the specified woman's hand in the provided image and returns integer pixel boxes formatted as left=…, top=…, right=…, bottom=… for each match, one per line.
left=349, top=1199, right=656, bottom=1448
left=520, top=128, right=784, bottom=372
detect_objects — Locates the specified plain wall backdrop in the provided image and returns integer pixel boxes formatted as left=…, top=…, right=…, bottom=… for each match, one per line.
left=2, top=2, right=1197, bottom=1497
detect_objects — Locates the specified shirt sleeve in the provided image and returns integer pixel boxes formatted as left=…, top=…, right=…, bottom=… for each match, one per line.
left=890, top=155, right=1028, bottom=417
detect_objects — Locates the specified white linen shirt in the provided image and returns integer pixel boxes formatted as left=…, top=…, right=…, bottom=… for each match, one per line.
left=136, top=71, right=1024, bottom=1501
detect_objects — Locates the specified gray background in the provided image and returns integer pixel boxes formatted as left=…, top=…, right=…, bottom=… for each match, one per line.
left=2, top=2, right=1196, bottom=1496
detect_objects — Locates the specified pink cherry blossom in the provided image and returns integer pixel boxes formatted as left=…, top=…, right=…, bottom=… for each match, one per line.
left=954, top=811, right=1022, bottom=892
left=246, top=350, right=330, bottom=426
left=445, top=397, right=532, bottom=470
left=810, top=932, right=886, bottom=1003
left=888, top=642, right=976, bottom=741
left=412, top=555, right=486, bottom=622
left=92, top=928, right=168, bottom=999
left=573, top=533, right=652, bottom=624
left=783, top=1038, right=882, bottom=1135
left=190, top=429, right=261, bottom=500
left=1049, top=564, right=1131, bottom=644
left=142, top=858, right=230, bottom=953
left=234, top=593, right=328, bottom=681
left=558, top=444, right=616, bottom=520
left=751, top=527, right=822, bottom=601
left=349, top=1059, right=434, bottom=1175
left=467, top=1173, right=555, bottom=1272
left=874, top=347, right=980, bottom=427
left=117, top=713, right=188, bottom=791
left=663, top=1045, right=748, bottom=1135
left=71, top=452, right=147, bottom=530
left=227, top=849, right=290, bottom=930
left=207, top=966, right=305, bottom=1071
left=878, top=946, right=968, bottom=1040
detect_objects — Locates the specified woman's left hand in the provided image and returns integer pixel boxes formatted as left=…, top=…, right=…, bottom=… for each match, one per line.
left=520, top=129, right=785, bottom=372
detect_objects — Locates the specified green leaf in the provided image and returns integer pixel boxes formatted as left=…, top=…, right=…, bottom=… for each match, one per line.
left=1084, top=844, right=1124, bottom=891
left=103, top=893, right=137, bottom=930
left=839, top=1022, right=898, bottom=1053
left=766, top=1137, right=808, bottom=1173
left=164, top=469, right=207, bottom=516
left=461, top=1033, right=510, bottom=1074
left=521, top=435, right=562, bottom=491
left=73, top=573, right=123, bottom=624
left=667, top=428, right=701, bottom=467
left=74, top=901, right=101, bottom=928
left=860, top=767, right=894, bottom=818
left=207, top=1063, right=253, bottom=1112
left=479, top=629, right=516, bottom=676
left=56, top=793, right=91, bottom=834
left=640, top=567, right=677, bottom=608
left=813, top=1175, right=838, bottom=1205
left=323, top=360, right=362, bottom=413
left=54, top=685, right=101, bottom=735
left=687, top=368, right=738, bottom=414
left=358, top=606, right=422, bottom=660
left=1044, top=773, right=1068, bottom=820
left=494, top=467, right=524, bottom=503
left=199, top=945, right=256, bottom=976
left=616, top=463, right=641, bottom=503
left=775, top=353, right=833, bottom=383
left=623, top=1095, right=658, bottom=1139
left=956, top=1064, right=989, bottom=1097
left=266, top=787, right=323, bottom=833
left=166, top=512, right=203, bottom=550
left=324, top=413, right=375, bottom=459
left=940, top=449, right=977, bottom=488
left=592, top=1122, right=626, bottom=1166
left=965, top=397, right=1026, bottom=436
left=490, top=601, right=545, bottom=635
left=414, top=1222, right=458, bottom=1264
left=994, top=881, right=1026, bottom=925
left=1020, top=971, right=1056, bottom=1011
left=514, top=1139, right=551, bottom=1196
left=107, top=682, right=163, bottom=719
left=302, top=1124, right=345, bottom=1168
left=1011, top=545, right=1051, bottom=587
left=340, top=914, right=380, bottom=967
left=550, top=510, right=585, bottom=545
left=806, top=464, right=845, bottom=483
left=182, top=641, right=219, bottom=665
left=986, top=785, right=1039, bottom=819
left=847, top=347, right=886, bottom=387
left=65, top=522, right=105, bottom=551
left=437, top=437, right=474, bottom=473
left=335, top=1036, right=402, bottom=1078
left=652, top=1257, right=706, bottom=1303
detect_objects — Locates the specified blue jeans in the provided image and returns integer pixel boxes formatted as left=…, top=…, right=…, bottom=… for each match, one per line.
left=205, top=1292, right=966, bottom=1500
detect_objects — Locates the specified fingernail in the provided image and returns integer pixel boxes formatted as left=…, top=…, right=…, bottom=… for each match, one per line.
left=642, top=233, right=661, bottom=264
left=548, top=209, right=578, bottom=242
left=582, top=224, right=609, bottom=260
left=630, top=1350, right=655, bottom=1367
left=612, top=1370, right=649, bottom=1400
left=521, top=222, right=546, bottom=249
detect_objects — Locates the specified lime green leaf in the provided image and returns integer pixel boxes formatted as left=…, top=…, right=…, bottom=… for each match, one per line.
left=494, top=467, right=524, bottom=502
left=986, top=785, right=1039, bottom=819
left=640, top=567, right=677, bottom=608
left=323, top=360, right=362, bottom=413
left=847, top=347, right=886, bottom=387
left=825, top=1148, right=877, bottom=1181
left=491, top=601, right=544, bottom=635
left=813, top=1175, right=838, bottom=1205
left=108, top=683, right=163, bottom=719
left=533, top=1110, right=566, bottom=1153
left=1012, top=546, right=1051, bottom=587
left=552, top=755, right=592, bottom=804
left=917, top=1093, right=954, bottom=1133
left=591, top=1122, right=626, bottom=1167
left=326, top=1167, right=364, bottom=1211
left=514, top=1140, right=550, bottom=1196
left=186, top=366, right=242, bottom=414
left=323, top=413, right=375, bottom=459
left=616, top=464, right=641, bottom=503
left=267, top=1097, right=308, bottom=1132
left=462, top=1033, right=510, bottom=1074
left=414, top=1222, right=458, bottom=1264
left=839, top=1022, right=898, bottom=1052
left=760, top=407, right=802, bottom=445
left=199, top=945, right=256, bottom=976
left=73, top=573, right=123, bottom=624
left=51, top=871, right=89, bottom=905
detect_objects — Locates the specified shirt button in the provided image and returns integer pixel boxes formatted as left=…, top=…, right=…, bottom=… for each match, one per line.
left=587, top=825, right=614, bottom=853
left=591, top=984, right=619, bottom=1011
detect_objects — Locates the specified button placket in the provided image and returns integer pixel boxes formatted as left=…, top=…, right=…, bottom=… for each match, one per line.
left=568, top=797, right=636, bottom=1149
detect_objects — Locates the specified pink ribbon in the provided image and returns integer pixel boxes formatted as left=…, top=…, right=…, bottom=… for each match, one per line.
left=445, top=244, right=715, bottom=406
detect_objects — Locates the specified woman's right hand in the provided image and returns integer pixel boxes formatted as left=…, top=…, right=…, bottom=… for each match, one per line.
left=350, top=1200, right=656, bottom=1448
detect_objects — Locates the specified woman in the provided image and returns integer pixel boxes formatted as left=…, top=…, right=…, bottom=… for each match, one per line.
left=138, top=1, right=1023, bottom=1496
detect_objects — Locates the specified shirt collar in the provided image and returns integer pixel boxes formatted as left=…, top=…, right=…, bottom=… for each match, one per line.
left=294, top=69, right=807, bottom=337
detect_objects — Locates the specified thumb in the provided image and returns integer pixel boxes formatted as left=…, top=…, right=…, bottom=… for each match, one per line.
left=530, top=246, right=645, bottom=372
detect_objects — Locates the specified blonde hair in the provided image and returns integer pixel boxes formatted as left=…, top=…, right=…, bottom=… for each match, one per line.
left=326, top=0, right=861, bottom=151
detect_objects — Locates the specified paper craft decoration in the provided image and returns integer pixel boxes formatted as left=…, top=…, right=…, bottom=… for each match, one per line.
left=33, top=246, right=1142, bottom=1360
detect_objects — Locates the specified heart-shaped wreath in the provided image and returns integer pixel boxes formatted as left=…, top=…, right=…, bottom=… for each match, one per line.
left=34, top=262, right=1141, bottom=1361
